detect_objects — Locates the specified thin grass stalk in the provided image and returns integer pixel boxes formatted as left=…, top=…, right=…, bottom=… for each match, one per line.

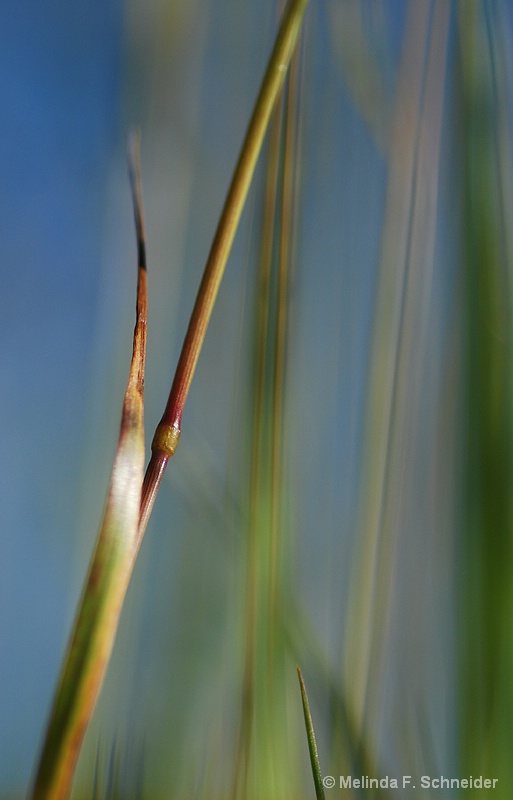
left=30, top=137, right=148, bottom=800
left=138, top=0, right=309, bottom=539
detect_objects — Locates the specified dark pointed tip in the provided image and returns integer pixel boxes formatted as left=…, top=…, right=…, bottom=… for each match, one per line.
left=127, top=129, right=147, bottom=272
left=138, top=239, right=147, bottom=272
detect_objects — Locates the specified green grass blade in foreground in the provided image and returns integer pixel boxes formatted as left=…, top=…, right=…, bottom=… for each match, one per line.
left=30, top=139, right=148, bottom=800
left=297, top=668, right=325, bottom=800
left=458, top=4, right=513, bottom=788
left=138, top=0, right=309, bottom=535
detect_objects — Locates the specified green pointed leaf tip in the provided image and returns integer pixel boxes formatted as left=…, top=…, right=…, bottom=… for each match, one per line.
left=297, top=667, right=325, bottom=800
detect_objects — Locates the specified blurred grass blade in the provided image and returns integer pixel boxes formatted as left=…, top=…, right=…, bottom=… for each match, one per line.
left=231, top=33, right=304, bottom=799
left=92, top=742, right=102, bottom=800
left=458, top=2, right=513, bottom=789
left=297, top=668, right=325, bottom=800
left=31, top=137, right=148, bottom=800
left=344, top=0, right=450, bottom=742
left=230, top=91, right=283, bottom=800
left=327, top=0, right=390, bottom=153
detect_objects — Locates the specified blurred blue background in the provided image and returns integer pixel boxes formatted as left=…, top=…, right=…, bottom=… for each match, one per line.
left=1, top=1, right=125, bottom=792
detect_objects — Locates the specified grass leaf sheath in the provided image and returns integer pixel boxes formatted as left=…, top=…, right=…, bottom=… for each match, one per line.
left=31, top=137, right=148, bottom=800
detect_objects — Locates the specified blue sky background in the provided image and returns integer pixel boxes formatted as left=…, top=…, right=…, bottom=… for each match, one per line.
left=1, top=1, right=125, bottom=790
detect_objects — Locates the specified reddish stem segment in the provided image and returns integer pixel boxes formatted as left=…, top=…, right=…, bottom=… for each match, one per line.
left=137, top=0, right=308, bottom=535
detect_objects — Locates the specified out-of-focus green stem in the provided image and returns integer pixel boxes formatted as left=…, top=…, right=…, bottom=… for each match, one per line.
left=458, top=2, right=513, bottom=787
left=230, top=80, right=284, bottom=800
left=138, top=0, right=309, bottom=538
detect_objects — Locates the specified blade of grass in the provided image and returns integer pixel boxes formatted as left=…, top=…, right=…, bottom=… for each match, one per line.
left=92, top=742, right=102, bottom=800
left=269, top=25, right=299, bottom=655
left=344, top=0, right=450, bottom=746
left=297, top=667, right=325, bottom=800
left=138, top=0, right=309, bottom=538
left=30, top=136, right=148, bottom=800
left=231, top=32, right=304, bottom=798
left=327, top=0, right=390, bottom=153
left=230, top=84, right=284, bottom=800
left=287, top=608, right=393, bottom=798
left=458, top=2, right=513, bottom=789
left=343, top=0, right=431, bottom=733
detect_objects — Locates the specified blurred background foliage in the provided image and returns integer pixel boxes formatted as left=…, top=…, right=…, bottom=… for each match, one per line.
left=2, top=0, right=513, bottom=797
